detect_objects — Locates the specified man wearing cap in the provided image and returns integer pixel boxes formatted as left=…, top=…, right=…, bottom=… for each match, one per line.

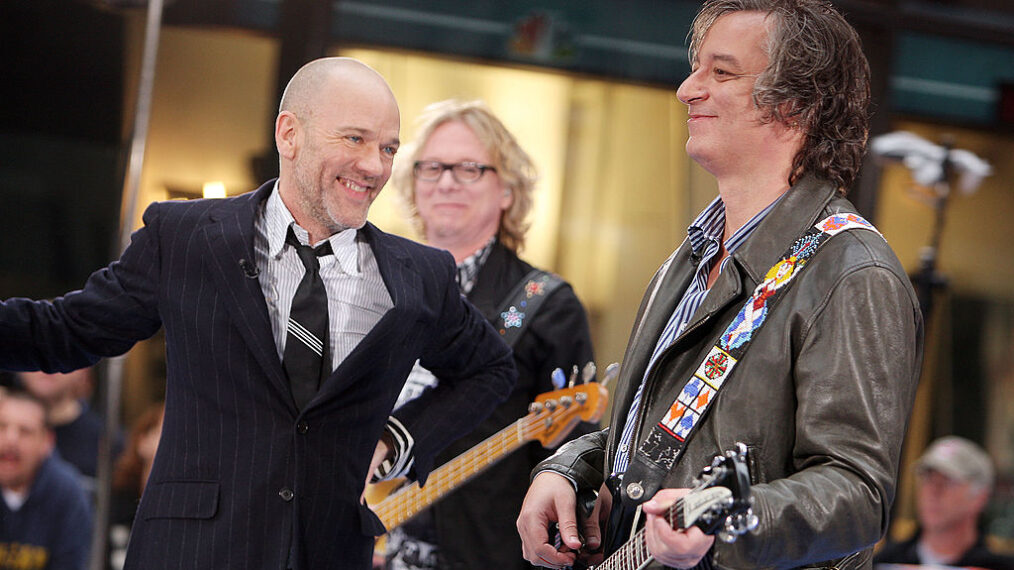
left=875, top=436, right=1014, bottom=569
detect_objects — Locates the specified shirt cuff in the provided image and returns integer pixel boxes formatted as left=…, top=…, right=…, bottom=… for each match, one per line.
left=372, top=416, right=415, bottom=482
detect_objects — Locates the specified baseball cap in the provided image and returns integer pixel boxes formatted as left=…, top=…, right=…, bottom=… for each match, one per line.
left=915, top=436, right=994, bottom=489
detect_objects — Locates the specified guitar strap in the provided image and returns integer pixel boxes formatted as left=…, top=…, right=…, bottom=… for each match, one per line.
left=620, top=213, right=884, bottom=504
left=493, top=269, right=565, bottom=348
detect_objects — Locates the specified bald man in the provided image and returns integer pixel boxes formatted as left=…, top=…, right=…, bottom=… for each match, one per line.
left=0, top=58, right=516, bottom=569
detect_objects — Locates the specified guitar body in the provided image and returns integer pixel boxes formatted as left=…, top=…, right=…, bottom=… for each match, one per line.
left=590, top=444, right=758, bottom=570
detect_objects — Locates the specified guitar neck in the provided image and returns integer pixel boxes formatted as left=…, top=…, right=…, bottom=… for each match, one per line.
left=371, top=417, right=533, bottom=530
left=594, top=500, right=683, bottom=570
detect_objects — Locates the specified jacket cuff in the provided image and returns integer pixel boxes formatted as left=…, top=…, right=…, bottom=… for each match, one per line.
left=531, top=429, right=608, bottom=493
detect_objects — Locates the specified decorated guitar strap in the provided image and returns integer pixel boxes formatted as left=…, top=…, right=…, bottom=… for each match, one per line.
left=620, top=213, right=884, bottom=504
left=493, top=269, right=565, bottom=348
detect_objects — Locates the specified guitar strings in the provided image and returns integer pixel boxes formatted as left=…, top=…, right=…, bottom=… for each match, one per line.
left=596, top=498, right=683, bottom=570
left=372, top=405, right=571, bottom=525
left=372, top=409, right=552, bottom=522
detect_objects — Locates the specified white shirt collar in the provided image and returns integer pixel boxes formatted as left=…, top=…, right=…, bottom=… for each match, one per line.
left=266, top=182, right=360, bottom=275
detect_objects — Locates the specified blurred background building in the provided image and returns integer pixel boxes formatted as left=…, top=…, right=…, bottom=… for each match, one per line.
left=2, top=0, right=1013, bottom=554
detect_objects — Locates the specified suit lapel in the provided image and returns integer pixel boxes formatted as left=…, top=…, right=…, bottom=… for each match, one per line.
left=316, top=223, right=423, bottom=398
left=201, top=182, right=294, bottom=410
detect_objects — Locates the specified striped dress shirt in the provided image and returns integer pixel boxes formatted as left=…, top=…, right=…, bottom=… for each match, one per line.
left=253, top=185, right=394, bottom=366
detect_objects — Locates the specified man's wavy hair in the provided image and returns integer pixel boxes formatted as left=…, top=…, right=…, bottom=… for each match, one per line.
left=690, top=0, right=871, bottom=194
left=392, top=99, right=537, bottom=253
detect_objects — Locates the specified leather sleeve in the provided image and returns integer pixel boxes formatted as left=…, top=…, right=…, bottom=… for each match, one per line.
left=532, top=428, right=609, bottom=494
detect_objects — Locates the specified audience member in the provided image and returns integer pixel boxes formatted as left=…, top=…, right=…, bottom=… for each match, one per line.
left=875, top=436, right=1014, bottom=569
left=17, top=368, right=124, bottom=492
left=0, top=390, right=92, bottom=570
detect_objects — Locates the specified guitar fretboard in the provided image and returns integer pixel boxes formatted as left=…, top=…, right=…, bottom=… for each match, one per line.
left=593, top=501, right=682, bottom=570
left=371, top=411, right=550, bottom=529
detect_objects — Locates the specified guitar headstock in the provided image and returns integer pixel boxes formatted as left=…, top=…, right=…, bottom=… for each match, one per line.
left=525, top=379, right=609, bottom=449
left=681, top=443, right=759, bottom=543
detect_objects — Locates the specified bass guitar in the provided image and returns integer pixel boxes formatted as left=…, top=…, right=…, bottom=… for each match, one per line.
left=371, top=363, right=617, bottom=532
left=592, top=443, right=758, bottom=570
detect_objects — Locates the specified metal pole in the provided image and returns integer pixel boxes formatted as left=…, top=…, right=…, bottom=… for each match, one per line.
left=90, top=0, right=164, bottom=568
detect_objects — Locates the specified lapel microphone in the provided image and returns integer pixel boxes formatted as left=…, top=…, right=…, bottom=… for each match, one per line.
left=238, top=259, right=260, bottom=279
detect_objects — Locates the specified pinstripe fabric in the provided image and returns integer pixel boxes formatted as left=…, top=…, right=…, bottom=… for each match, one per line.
left=0, top=180, right=517, bottom=570
left=612, top=196, right=779, bottom=476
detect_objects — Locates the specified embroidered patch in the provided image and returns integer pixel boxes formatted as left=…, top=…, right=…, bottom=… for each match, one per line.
left=678, top=377, right=717, bottom=414
left=816, top=213, right=881, bottom=237
left=501, top=306, right=525, bottom=328
left=694, top=347, right=737, bottom=389
left=669, top=409, right=699, bottom=441
left=525, top=279, right=547, bottom=298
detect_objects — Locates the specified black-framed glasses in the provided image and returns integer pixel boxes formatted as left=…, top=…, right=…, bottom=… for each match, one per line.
left=413, top=161, right=497, bottom=184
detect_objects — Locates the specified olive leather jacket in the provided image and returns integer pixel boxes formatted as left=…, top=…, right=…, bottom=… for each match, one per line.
left=537, top=176, right=924, bottom=569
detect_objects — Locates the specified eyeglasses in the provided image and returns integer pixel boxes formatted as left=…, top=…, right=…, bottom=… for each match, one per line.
left=413, top=161, right=497, bottom=184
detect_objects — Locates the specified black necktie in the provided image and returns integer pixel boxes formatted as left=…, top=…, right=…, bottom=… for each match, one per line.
left=284, top=228, right=333, bottom=410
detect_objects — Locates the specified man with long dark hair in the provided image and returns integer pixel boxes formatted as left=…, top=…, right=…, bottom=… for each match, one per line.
left=517, top=1, right=922, bottom=568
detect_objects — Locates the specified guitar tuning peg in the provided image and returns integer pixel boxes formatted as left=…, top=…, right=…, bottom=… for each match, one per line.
left=551, top=368, right=566, bottom=390
left=559, top=396, right=573, bottom=408
left=544, top=399, right=558, bottom=411
left=718, top=510, right=759, bottom=544
left=600, top=362, right=620, bottom=389
left=528, top=402, right=544, bottom=414
left=717, top=528, right=737, bottom=544
left=568, top=365, right=579, bottom=388
left=581, top=361, right=596, bottom=384
left=745, top=512, right=759, bottom=532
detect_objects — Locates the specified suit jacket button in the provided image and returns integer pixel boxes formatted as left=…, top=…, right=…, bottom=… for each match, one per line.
left=279, top=488, right=294, bottom=502
left=297, top=421, right=309, bottom=434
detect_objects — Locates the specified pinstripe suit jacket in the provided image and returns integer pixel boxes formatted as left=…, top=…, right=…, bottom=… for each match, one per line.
left=0, top=181, right=517, bottom=569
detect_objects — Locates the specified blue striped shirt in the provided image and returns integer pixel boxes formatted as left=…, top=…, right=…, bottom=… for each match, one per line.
left=612, top=195, right=780, bottom=476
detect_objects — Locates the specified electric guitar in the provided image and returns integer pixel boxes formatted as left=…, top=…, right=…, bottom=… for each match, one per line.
left=591, top=443, right=759, bottom=570
left=370, top=363, right=616, bottom=532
